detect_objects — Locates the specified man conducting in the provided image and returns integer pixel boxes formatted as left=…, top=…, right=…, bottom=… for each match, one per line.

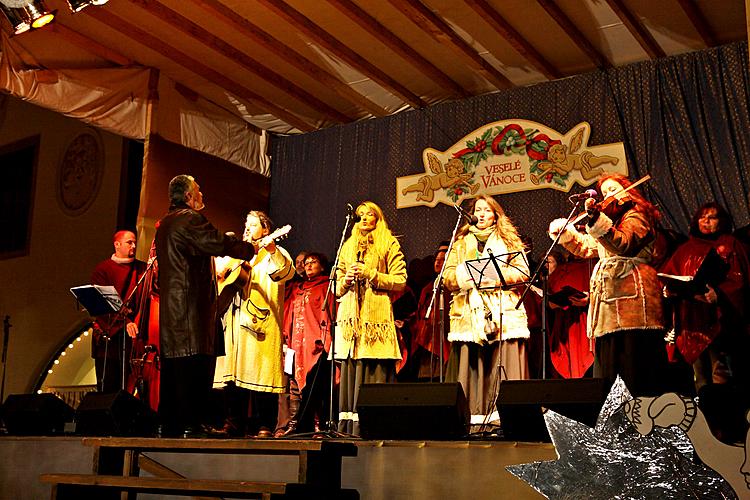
left=155, top=174, right=255, bottom=437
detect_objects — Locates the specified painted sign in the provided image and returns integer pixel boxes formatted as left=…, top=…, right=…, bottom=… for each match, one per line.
left=396, top=120, right=628, bottom=208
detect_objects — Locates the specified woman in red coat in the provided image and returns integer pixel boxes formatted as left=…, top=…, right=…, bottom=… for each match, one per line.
left=661, top=202, right=750, bottom=393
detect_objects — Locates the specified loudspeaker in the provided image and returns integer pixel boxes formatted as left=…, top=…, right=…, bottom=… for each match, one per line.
left=1, top=393, right=74, bottom=435
left=76, top=390, right=157, bottom=436
left=497, top=378, right=608, bottom=442
left=357, top=383, right=468, bottom=440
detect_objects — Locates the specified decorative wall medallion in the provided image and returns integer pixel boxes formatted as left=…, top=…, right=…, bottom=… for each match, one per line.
left=57, top=130, right=104, bottom=215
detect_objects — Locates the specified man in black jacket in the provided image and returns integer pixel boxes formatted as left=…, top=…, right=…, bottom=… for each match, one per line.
left=155, top=174, right=255, bottom=437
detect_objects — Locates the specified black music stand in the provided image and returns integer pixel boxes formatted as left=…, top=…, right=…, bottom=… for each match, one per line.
left=70, top=285, right=122, bottom=316
left=464, top=250, right=533, bottom=435
left=464, top=250, right=530, bottom=291
left=70, top=285, right=122, bottom=392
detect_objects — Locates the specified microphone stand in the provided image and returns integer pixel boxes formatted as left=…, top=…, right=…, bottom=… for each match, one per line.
left=321, top=210, right=357, bottom=434
left=515, top=199, right=584, bottom=379
left=425, top=209, right=464, bottom=382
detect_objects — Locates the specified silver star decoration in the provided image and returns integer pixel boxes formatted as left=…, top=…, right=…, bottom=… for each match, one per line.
left=506, top=377, right=735, bottom=499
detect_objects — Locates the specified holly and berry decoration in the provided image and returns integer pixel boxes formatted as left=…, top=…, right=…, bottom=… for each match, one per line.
left=451, top=123, right=565, bottom=186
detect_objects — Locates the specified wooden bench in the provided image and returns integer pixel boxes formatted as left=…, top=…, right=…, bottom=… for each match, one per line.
left=39, top=474, right=360, bottom=499
left=40, top=437, right=359, bottom=499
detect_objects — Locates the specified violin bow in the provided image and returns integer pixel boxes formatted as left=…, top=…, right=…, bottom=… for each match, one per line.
left=569, top=174, right=652, bottom=226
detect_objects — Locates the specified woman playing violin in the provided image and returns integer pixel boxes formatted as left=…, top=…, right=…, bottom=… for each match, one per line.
left=548, top=173, right=668, bottom=396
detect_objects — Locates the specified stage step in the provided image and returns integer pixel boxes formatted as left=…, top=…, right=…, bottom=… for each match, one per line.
left=40, top=473, right=359, bottom=499
left=39, top=437, right=359, bottom=499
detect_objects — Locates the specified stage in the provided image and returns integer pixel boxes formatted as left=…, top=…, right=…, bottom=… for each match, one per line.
left=0, top=435, right=555, bottom=499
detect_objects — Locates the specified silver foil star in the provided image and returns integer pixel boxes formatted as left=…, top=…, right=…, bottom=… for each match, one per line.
left=507, top=377, right=735, bottom=499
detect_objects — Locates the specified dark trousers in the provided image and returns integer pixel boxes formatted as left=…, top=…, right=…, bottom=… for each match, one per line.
left=594, top=329, right=668, bottom=397
left=94, top=334, right=130, bottom=393
left=223, top=383, right=279, bottom=435
left=294, top=355, right=332, bottom=432
left=159, top=354, right=215, bottom=432
left=95, top=355, right=125, bottom=394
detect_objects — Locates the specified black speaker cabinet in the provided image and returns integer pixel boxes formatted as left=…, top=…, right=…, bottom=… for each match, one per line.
left=76, top=390, right=156, bottom=436
left=497, top=378, right=608, bottom=442
left=1, top=393, right=74, bottom=435
left=357, top=383, right=468, bottom=440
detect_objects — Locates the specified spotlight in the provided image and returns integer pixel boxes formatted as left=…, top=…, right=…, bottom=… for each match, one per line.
left=0, top=4, right=30, bottom=34
left=0, top=1, right=55, bottom=33
left=66, top=0, right=107, bottom=12
left=23, top=0, right=54, bottom=28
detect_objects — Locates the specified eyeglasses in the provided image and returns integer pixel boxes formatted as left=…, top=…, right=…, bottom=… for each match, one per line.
left=304, top=260, right=320, bottom=266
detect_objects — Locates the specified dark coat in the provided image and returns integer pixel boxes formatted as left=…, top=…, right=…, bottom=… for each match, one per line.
left=156, top=203, right=254, bottom=358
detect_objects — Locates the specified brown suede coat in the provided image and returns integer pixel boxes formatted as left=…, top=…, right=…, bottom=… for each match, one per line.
left=558, top=208, right=665, bottom=338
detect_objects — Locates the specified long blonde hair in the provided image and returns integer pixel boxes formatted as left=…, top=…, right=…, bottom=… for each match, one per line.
left=457, top=195, right=525, bottom=252
left=342, top=201, right=395, bottom=260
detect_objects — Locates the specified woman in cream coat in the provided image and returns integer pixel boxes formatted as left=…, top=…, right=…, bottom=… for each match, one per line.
left=444, top=195, right=530, bottom=429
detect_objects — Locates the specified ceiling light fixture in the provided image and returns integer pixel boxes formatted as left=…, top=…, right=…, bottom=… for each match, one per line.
left=66, top=0, right=108, bottom=13
left=0, top=1, right=55, bottom=33
left=0, top=4, right=30, bottom=34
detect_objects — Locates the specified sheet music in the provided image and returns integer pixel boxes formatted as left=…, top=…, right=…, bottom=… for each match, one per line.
left=94, top=285, right=123, bottom=310
left=69, top=284, right=122, bottom=316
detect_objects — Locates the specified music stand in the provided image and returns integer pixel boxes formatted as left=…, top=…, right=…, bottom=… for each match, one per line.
left=70, top=285, right=122, bottom=392
left=464, top=251, right=531, bottom=291
left=70, top=285, right=122, bottom=316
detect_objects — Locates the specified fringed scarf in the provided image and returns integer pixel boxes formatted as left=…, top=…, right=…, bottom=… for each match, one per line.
left=338, top=230, right=398, bottom=347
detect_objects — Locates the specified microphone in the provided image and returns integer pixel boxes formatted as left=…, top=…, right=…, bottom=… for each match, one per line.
left=454, top=204, right=479, bottom=225
left=568, top=189, right=598, bottom=202
left=347, top=203, right=361, bottom=223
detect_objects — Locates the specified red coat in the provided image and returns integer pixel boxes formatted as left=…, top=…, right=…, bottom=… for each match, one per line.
left=661, top=234, right=750, bottom=363
left=283, top=275, right=331, bottom=391
left=410, top=284, right=451, bottom=361
left=547, top=259, right=595, bottom=378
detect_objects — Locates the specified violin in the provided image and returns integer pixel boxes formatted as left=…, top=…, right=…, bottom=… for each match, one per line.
left=587, top=192, right=634, bottom=222
left=567, top=174, right=651, bottom=227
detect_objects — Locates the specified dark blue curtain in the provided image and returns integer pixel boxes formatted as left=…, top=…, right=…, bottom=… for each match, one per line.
left=270, top=42, right=750, bottom=264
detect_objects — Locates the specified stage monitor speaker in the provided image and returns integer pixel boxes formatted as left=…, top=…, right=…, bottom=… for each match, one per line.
left=497, top=378, right=608, bottom=442
left=76, top=390, right=156, bottom=436
left=1, top=393, right=74, bottom=435
left=357, top=383, right=468, bottom=440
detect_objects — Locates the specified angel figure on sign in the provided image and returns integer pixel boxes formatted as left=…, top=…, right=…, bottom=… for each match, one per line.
left=401, top=153, right=478, bottom=203
left=531, top=127, right=619, bottom=185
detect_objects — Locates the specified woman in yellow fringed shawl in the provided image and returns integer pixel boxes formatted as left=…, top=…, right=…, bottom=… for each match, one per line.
left=334, top=201, right=406, bottom=435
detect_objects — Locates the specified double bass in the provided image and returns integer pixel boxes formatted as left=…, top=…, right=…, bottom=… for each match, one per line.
left=127, top=248, right=161, bottom=413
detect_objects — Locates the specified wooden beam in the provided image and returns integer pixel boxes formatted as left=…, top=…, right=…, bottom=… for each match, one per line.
left=675, top=0, right=717, bottom=47
left=189, top=0, right=389, bottom=118
left=83, top=7, right=316, bottom=132
left=536, top=0, right=610, bottom=69
left=604, top=0, right=665, bottom=59
left=127, top=0, right=352, bottom=124
left=256, top=0, right=426, bottom=109
left=50, top=23, right=134, bottom=66
left=387, top=0, right=513, bottom=90
left=463, top=0, right=561, bottom=80
left=325, top=0, right=471, bottom=98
